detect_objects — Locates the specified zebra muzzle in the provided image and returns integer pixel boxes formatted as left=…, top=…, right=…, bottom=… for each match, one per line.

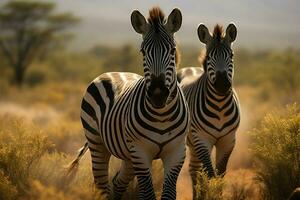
left=214, top=71, right=231, bottom=95
left=147, top=74, right=170, bottom=108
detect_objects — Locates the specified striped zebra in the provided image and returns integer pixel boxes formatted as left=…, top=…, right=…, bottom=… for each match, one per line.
left=69, top=7, right=190, bottom=200
left=177, top=23, right=240, bottom=195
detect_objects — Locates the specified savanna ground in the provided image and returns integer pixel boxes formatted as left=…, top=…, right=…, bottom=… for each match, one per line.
left=0, top=46, right=300, bottom=200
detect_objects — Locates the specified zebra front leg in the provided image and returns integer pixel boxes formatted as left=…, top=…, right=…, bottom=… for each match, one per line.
left=161, top=141, right=186, bottom=200
left=188, top=135, right=214, bottom=199
left=215, top=132, right=236, bottom=177
left=111, top=160, right=135, bottom=200
left=189, top=136, right=214, bottom=179
left=130, top=146, right=156, bottom=200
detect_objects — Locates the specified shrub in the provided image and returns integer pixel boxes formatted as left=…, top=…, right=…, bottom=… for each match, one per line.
left=194, top=168, right=225, bottom=200
left=0, top=170, right=18, bottom=200
left=249, top=103, right=300, bottom=200
left=0, top=115, right=53, bottom=196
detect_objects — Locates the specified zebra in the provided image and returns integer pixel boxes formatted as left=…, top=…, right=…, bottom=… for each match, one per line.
left=177, top=23, right=240, bottom=196
left=69, top=7, right=190, bottom=200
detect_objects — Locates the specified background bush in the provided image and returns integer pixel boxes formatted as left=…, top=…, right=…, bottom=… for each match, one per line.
left=250, top=104, right=300, bottom=200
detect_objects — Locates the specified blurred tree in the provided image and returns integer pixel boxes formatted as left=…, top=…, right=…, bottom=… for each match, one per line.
left=0, top=0, right=79, bottom=86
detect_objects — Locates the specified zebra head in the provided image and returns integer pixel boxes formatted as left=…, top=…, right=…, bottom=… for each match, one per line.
left=198, top=23, right=237, bottom=95
left=131, top=7, right=182, bottom=108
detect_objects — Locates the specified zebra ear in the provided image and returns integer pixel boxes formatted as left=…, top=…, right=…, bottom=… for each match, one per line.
left=165, top=8, right=182, bottom=33
left=197, top=24, right=212, bottom=45
left=131, top=10, right=148, bottom=34
left=225, top=23, right=237, bottom=43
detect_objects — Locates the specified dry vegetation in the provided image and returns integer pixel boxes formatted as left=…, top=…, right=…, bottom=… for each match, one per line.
left=0, top=47, right=300, bottom=199
left=250, top=104, right=300, bottom=200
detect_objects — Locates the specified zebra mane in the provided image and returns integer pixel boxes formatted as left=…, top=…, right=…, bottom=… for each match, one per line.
left=213, top=24, right=224, bottom=41
left=147, top=7, right=166, bottom=25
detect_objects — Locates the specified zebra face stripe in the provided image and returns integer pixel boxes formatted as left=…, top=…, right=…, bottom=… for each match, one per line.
left=141, top=23, right=177, bottom=108
left=206, top=44, right=234, bottom=95
left=141, top=23, right=176, bottom=88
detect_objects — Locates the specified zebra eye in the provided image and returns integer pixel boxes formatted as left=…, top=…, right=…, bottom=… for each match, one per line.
left=230, top=53, right=234, bottom=59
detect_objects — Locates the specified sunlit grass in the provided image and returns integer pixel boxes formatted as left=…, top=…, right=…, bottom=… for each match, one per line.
left=0, top=115, right=53, bottom=198
left=194, top=168, right=225, bottom=200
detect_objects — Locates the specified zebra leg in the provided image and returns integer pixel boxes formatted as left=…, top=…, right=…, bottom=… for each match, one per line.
left=89, top=145, right=111, bottom=198
left=161, top=141, right=186, bottom=200
left=130, top=147, right=156, bottom=200
left=81, top=107, right=111, bottom=197
left=215, top=133, right=236, bottom=177
left=189, top=138, right=214, bottom=179
left=85, top=130, right=111, bottom=198
left=111, top=160, right=135, bottom=200
left=189, top=146, right=201, bottom=190
left=188, top=136, right=214, bottom=199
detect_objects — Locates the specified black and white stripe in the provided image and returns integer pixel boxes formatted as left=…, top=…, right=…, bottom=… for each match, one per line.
left=70, top=8, right=189, bottom=200
left=142, top=21, right=176, bottom=90
left=178, top=23, right=240, bottom=198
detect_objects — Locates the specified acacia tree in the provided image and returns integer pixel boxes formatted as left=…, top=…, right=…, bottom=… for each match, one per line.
left=0, top=1, right=79, bottom=86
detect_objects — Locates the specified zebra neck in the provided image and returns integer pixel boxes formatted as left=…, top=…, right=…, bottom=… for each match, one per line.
left=202, top=73, right=233, bottom=104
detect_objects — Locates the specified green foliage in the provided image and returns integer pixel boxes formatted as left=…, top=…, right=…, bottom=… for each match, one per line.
left=235, top=49, right=300, bottom=91
left=250, top=103, right=300, bottom=200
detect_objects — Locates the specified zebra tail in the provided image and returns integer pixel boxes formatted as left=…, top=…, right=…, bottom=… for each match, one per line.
left=66, top=142, right=89, bottom=175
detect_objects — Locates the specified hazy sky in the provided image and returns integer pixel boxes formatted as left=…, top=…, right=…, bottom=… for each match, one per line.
left=2, top=0, right=300, bottom=49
